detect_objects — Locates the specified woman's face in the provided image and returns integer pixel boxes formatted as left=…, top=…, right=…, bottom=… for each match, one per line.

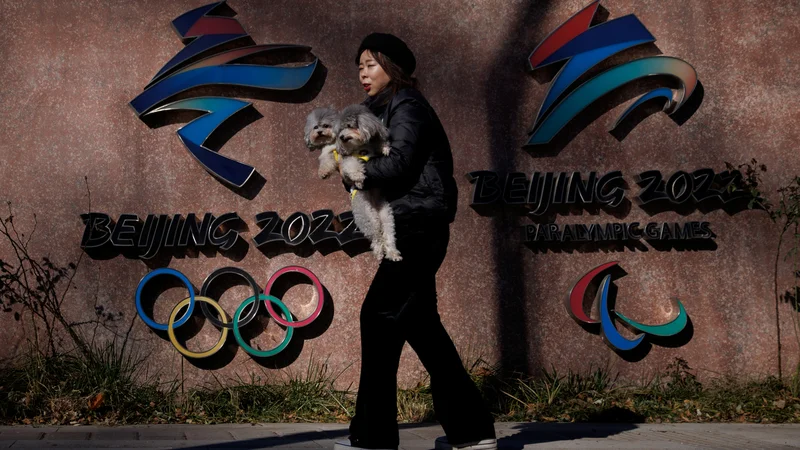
left=358, top=50, right=391, bottom=96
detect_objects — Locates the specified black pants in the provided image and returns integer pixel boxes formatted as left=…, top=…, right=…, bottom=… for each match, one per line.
left=348, top=225, right=496, bottom=449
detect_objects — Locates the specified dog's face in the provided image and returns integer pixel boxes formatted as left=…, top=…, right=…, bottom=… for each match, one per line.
left=304, top=107, right=338, bottom=149
left=335, top=104, right=389, bottom=156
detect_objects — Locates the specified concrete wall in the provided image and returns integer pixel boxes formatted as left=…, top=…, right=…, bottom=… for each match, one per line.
left=0, top=0, right=798, bottom=388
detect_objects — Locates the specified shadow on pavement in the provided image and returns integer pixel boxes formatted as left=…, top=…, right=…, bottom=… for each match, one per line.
left=500, top=423, right=638, bottom=449
left=172, top=423, right=637, bottom=449
left=177, top=427, right=349, bottom=449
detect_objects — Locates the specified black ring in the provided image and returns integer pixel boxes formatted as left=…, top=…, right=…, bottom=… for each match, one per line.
left=199, top=267, right=260, bottom=329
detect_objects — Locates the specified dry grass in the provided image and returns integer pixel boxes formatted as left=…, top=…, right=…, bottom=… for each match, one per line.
left=2, top=346, right=799, bottom=425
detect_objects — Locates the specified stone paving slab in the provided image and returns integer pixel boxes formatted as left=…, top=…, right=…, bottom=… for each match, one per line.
left=183, top=430, right=234, bottom=441
left=91, top=431, right=140, bottom=440
left=42, top=431, right=91, bottom=440
left=0, top=428, right=50, bottom=439
left=226, top=429, right=280, bottom=440
left=0, top=423, right=798, bottom=449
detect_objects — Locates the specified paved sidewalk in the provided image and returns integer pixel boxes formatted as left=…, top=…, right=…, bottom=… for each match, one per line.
left=0, top=422, right=798, bottom=449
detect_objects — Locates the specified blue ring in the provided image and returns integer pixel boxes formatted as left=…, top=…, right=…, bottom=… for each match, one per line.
left=135, top=268, right=196, bottom=331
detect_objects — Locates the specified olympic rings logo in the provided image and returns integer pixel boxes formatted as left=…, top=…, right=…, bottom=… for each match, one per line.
left=135, top=266, right=324, bottom=359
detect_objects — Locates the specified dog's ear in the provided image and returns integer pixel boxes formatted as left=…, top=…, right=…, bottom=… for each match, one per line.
left=376, top=121, right=389, bottom=142
left=333, top=111, right=346, bottom=135
left=358, top=112, right=385, bottom=143
left=303, top=116, right=315, bottom=148
left=335, top=138, right=347, bottom=156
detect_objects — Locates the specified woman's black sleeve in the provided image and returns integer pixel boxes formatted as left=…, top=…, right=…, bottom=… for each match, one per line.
left=361, top=98, right=430, bottom=191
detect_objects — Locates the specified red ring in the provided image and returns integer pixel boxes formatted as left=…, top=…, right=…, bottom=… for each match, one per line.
left=264, top=266, right=323, bottom=327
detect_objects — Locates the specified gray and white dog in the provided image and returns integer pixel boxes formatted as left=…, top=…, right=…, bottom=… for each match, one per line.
left=336, top=104, right=401, bottom=261
left=304, top=107, right=340, bottom=179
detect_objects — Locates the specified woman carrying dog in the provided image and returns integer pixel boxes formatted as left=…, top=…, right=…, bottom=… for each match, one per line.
left=335, top=33, right=497, bottom=450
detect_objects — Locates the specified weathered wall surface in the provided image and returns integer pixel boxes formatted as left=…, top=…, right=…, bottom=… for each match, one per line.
left=0, top=0, right=798, bottom=388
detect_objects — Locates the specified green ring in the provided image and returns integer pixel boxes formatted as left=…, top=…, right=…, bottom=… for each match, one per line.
left=233, top=294, right=293, bottom=358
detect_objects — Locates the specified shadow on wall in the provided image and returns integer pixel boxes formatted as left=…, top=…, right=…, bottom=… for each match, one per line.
left=484, top=0, right=554, bottom=377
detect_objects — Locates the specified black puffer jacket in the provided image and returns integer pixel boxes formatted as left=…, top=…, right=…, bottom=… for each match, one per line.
left=359, top=88, right=458, bottom=237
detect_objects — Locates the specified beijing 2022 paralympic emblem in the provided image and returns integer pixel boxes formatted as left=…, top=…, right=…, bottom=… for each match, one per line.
left=129, top=1, right=318, bottom=188
left=568, top=262, right=688, bottom=352
left=525, top=0, right=699, bottom=147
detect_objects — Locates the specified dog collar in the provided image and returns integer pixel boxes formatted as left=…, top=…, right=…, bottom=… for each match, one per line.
left=332, top=149, right=370, bottom=163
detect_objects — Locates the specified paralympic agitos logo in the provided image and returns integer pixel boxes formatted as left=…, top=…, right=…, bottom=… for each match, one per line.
left=525, top=0, right=699, bottom=147
left=129, top=1, right=319, bottom=188
left=568, top=262, right=688, bottom=352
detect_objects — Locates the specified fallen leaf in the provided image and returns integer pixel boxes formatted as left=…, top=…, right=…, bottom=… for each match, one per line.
left=88, top=393, right=105, bottom=410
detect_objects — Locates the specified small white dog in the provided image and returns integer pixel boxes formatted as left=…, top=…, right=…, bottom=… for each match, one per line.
left=335, top=104, right=401, bottom=261
left=304, top=107, right=339, bottom=179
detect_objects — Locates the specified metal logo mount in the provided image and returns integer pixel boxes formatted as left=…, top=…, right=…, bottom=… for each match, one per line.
left=526, top=0, right=699, bottom=147
left=567, top=262, right=689, bottom=352
left=130, top=1, right=318, bottom=188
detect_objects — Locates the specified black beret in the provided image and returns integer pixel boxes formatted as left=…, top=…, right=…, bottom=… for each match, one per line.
left=355, top=32, right=416, bottom=76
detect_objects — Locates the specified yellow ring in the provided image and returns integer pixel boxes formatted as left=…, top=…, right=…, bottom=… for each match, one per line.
left=167, top=296, right=229, bottom=359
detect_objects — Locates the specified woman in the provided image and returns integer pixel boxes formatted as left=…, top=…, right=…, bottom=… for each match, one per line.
left=335, top=33, right=497, bottom=450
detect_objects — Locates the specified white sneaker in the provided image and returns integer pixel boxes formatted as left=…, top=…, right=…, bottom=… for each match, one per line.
left=434, top=437, right=498, bottom=450
left=333, top=439, right=395, bottom=450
